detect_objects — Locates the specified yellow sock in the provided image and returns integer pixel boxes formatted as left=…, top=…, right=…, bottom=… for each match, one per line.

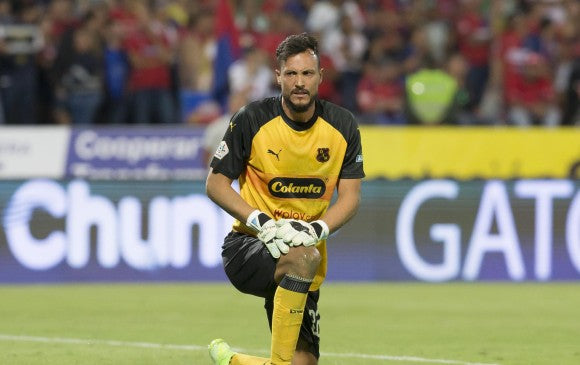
left=229, top=276, right=311, bottom=365
left=270, top=275, right=311, bottom=365
left=230, top=353, right=269, bottom=365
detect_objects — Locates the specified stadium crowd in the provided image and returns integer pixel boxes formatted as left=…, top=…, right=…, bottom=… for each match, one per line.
left=0, top=0, right=578, bottom=126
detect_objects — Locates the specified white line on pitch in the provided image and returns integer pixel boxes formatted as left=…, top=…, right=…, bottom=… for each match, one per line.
left=0, top=334, right=500, bottom=365
left=0, top=333, right=206, bottom=351
left=318, top=351, right=500, bottom=365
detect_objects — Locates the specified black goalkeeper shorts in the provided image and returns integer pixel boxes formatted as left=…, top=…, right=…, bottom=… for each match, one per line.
left=222, top=231, right=321, bottom=359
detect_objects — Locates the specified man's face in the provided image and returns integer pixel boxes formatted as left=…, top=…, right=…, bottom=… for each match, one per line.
left=276, top=50, right=322, bottom=114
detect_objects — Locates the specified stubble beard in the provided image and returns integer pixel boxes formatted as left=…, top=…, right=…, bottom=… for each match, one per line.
left=284, top=92, right=317, bottom=114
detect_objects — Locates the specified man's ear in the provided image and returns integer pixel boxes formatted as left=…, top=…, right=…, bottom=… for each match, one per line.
left=275, top=69, right=281, bottom=85
left=319, top=68, right=324, bottom=85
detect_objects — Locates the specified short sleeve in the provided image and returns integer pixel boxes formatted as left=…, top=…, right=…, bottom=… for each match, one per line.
left=339, top=120, right=365, bottom=179
left=209, top=109, right=252, bottom=179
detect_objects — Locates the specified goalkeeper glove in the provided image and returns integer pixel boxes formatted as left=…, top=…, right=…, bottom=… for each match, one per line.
left=276, top=219, right=329, bottom=247
left=246, top=210, right=289, bottom=259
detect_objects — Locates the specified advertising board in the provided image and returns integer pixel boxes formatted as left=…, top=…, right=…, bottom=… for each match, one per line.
left=360, top=126, right=580, bottom=179
left=2, top=125, right=578, bottom=181
left=1, top=179, right=578, bottom=283
left=0, top=126, right=70, bottom=179
left=65, top=127, right=208, bottom=180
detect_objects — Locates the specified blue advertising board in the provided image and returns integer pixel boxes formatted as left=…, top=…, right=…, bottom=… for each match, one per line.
left=65, top=127, right=208, bottom=180
left=0, top=179, right=579, bottom=283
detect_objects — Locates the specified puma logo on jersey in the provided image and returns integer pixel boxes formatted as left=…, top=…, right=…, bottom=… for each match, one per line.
left=267, top=148, right=282, bottom=161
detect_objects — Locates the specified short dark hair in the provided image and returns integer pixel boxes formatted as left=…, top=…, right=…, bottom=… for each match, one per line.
left=275, top=33, right=319, bottom=66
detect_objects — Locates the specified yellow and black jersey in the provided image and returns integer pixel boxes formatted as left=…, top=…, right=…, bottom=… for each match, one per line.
left=210, top=96, right=365, bottom=289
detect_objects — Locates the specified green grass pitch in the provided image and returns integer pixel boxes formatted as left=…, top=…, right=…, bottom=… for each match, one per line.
left=0, top=283, right=579, bottom=365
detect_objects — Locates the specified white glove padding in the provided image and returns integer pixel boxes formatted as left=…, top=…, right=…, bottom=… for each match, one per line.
left=246, top=210, right=289, bottom=258
left=264, top=238, right=290, bottom=259
left=276, top=219, right=318, bottom=247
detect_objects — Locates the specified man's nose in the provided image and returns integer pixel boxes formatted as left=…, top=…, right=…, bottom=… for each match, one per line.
left=295, top=74, right=305, bottom=87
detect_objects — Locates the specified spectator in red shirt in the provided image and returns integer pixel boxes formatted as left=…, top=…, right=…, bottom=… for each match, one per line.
left=507, top=52, right=561, bottom=126
left=123, top=1, right=176, bottom=124
left=454, top=0, right=491, bottom=112
left=357, top=59, right=405, bottom=124
left=500, top=12, right=529, bottom=113
left=317, top=52, right=341, bottom=106
left=46, top=0, right=80, bottom=45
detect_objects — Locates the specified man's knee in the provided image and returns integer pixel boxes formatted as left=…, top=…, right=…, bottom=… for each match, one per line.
left=275, top=246, right=321, bottom=281
left=297, top=246, right=321, bottom=270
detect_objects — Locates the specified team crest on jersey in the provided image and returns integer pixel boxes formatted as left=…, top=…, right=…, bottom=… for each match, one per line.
left=316, top=148, right=330, bottom=162
left=214, top=141, right=229, bottom=159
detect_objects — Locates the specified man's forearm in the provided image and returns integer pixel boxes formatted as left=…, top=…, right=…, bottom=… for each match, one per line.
left=320, top=194, right=360, bottom=234
left=319, top=178, right=361, bottom=234
left=206, top=171, right=255, bottom=223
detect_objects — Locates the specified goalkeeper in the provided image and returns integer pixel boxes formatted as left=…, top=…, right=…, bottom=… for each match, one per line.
left=206, top=33, right=364, bottom=365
